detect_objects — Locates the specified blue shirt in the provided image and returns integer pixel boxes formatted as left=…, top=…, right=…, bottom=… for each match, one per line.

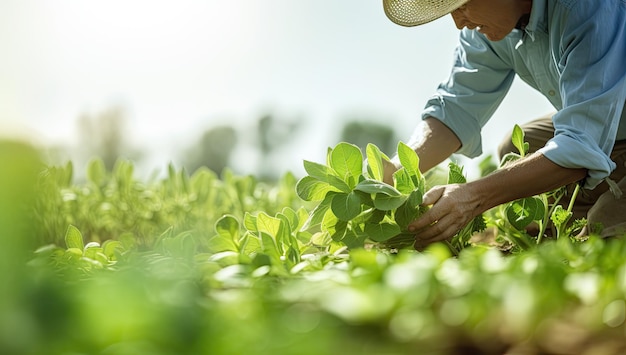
left=422, top=0, right=626, bottom=189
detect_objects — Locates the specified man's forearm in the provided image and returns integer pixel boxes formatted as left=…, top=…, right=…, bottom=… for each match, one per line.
left=468, top=152, right=587, bottom=213
left=403, top=117, right=461, bottom=172
left=384, top=117, right=461, bottom=184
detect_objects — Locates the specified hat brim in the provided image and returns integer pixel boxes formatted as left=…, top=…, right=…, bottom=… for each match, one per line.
left=382, top=0, right=469, bottom=27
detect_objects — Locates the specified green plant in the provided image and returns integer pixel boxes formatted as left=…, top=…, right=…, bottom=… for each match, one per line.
left=494, top=125, right=585, bottom=249
left=296, top=142, right=484, bottom=252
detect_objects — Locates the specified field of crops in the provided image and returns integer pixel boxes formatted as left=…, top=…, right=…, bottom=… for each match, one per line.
left=2, top=138, right=626, bottom=355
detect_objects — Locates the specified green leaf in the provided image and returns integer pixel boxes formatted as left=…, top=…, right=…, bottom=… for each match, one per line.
left=277, top=212, right=300, bottom=252
left=256, top=212, right=281, bottom=238
left=354, top=179, right=401, bottom=196
left=329, top=142, right=363, bottom=188
left=303, top=160, right=336, bottom=180
left=499, top=152, right=521, bottom=167
left=407, top=189, right=423, bottom=208
left=394, top=193, right=422, bottom=230
left=393, top=168, right=415, bottom=194
left=256, top=212, right=290, bottom=255
left=303, top=160, right=351, bottom=192
left=398, top=142, right=425, bottom=189
left=279, top=207, right=298, bottom=231
left=86, top=158, right=106, bottom=186
left=260, top=232, right=282, bottom=266
left=244, top=212, right=258, bottom=232
left=447, top=162, right=466, bottom=184
left=240, top=231, right=262, bottom=256
left=296, top=176, right=341, bottom=201
left=365, top=143, right=385, bottom=181
left=326, top=176, right=352, bottom=193
left=65, top=225, right=84, bottom=250
left=83, top=245, right=102, bottom=260
left=65, top=248, right=83, bottom=260
left=331, top=192, right=362, bottom=221
left=329, top=220, right=348, bottom=241
left=351, top=208, right=386, bottom=225
left=216, top=215, right=240, bottom=240
left=102, top=240, right=123, bottom=259
left=452, top=214, right=487, bottom=248
left=207, top=234, right=237, bottom=253
left=322, top=210, right=347, bottom=241
left=506, top=197, right=545, bottom=230
left=341, top=230, right=367, bottom=249
left=373, top=193, right=408, bottom=211
left=210, top=215, right=240, bottom=252
left=397, top=142, right=419, bottom=174
left=310, top=231, right=332, bottom=246
left=114, top=160, right=134, bottom=187
left=295, top=207, right=310, bottom=231
left=302, top=194, right=333, bottom=231
left=511, top=124, right=529, bottom=157
left=365, top=222, right=401, bottom=242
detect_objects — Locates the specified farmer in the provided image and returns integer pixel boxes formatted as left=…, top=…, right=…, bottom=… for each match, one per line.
left=381, top=0, right=626, bottom=248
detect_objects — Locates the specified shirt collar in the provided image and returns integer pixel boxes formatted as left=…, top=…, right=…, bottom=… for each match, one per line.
left=524, top=0, right=548, bottom=41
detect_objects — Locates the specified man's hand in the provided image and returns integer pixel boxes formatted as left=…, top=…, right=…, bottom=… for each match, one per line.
left=408, top=183, right=483, bottom=249
left=406, top=152, right=587, bottom=250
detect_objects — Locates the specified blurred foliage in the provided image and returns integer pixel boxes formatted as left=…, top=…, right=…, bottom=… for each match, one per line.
left=77, top=106, right=142, bottom=171
left=32, top=158, right=302, bottom=249
left=0, top=141, right=42, bottom=354
left=182, top=125, right=237, bottom=175
left=339, top=120, right=397, bottom=157
left=257, top=114, right=301, bottom=155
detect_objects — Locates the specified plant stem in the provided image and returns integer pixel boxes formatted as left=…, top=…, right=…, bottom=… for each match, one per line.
left=567, top=183, right=581, bottom=214
left=555, top=183, right=581, bottom=239
left=537, top=191, right=564, bottom=244
left=444, top=240, right=460, bottom=256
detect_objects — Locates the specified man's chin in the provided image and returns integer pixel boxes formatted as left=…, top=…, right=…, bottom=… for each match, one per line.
left=483, top=32, right=507, bottom=41
left=479, top=28, right=512, bottom=41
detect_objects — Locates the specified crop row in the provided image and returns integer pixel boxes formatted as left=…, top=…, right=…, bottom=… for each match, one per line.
left=2, top=140, right=625, bottom=354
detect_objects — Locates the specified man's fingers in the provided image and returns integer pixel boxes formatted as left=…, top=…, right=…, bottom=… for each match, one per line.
left=408, top=210, right=438, bottom=232
left=422, top=186, right=445, bottom=206
left=408, top=187, right=446, bottom=231
left=413, top=214, right=459, bottom=241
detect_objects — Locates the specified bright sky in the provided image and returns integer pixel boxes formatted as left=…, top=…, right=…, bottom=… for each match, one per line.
left=0, top=0, right=553, bottom=178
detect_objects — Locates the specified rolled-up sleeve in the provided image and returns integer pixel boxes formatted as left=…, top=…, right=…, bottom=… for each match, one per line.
left=537, top=1, right=626, bottom=189
left=421, top=29, right=516, bottom=158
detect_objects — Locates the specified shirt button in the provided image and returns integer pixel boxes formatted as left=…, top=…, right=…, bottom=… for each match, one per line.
left=548, top=90, right=556, bottom=96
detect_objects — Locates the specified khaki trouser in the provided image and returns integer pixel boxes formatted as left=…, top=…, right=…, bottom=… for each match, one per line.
left=498, top=115, right=626, bottom=238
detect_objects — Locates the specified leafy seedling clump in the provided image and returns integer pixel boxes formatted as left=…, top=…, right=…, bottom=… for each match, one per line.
left=296, top=142, right=484, bottom=251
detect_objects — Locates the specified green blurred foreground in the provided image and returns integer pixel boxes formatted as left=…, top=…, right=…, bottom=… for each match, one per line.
left=2, top=140, right=626, bottom=355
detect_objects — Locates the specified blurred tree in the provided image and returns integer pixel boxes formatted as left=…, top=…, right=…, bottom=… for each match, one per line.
left=182, top=125, right=237, bottom=175
left=256, top=114, right=301, bottom=181
left=339, top=120, right=398, bottom=156
left=77, top=106, right=142, bottom=171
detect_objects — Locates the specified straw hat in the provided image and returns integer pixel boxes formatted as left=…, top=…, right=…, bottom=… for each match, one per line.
left=383, top=0, right=469, bottom=27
